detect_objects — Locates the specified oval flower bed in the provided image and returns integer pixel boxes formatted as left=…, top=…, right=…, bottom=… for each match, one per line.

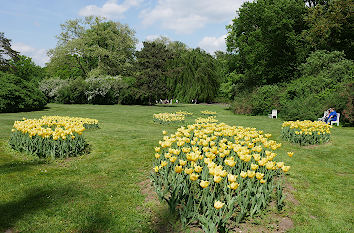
left=9, top=116, right=99, bottom=158
left=201, top=110, right=217, bottom=116
left=153, top=112, right=185, bottom=124
left=195, top=116, right=218, bottom=124
left=281, top=120, right=331, bottom=145
left=151, top=122, right=292, bottom=232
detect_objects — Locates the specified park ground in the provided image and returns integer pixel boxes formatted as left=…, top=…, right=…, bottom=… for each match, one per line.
left=0, top=103, right=353, bottom=232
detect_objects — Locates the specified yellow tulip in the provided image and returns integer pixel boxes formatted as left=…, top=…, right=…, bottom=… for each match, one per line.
left=155, top=153, right=161, bottom=159
left=227, top=174, right=238, bottom=182
left=276, top=162, right=284, bottom=168
left=154, top=147, right=161, bottom=152
left=256, top=172, right=264, bottom=180
left=200, top=180, right=210, bottom=188
left=194, top=165, right=203, bottom=173
left=247, top=170, right=255, bottom=178
left=214, top=200, right=225, bottom=209
left=282, top=166, right=290, bottom=172
left=189, top=173, right=199, bottom=181
left=179, top=160, right=187, bottom=166
left=260, top=179, right=266, bottom=184
left=214, top=175, right=222, bottom=183
left=174, top=165, right=183, bottom=173
left=160, top=161, right=168, bottom=167
left=240, top=171, right=247, bottom=178
left=170, top=156, right=177, bottom=163
left=251, top=163, right=259, bottom=170
left=287, top=152, right=294, bottom=157
left=153, top=166, right=159, bottom=173
left=185, top=167, right=193, bottom=175
left=228, top=182, right=239, bottom=190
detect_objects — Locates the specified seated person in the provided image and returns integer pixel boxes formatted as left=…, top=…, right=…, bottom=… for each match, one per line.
left=326, top=108, right=337, bottom=124
left=319, top=109, right=330, bottom=122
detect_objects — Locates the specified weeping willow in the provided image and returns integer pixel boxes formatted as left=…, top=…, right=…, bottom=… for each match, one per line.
left=167, top=48, right=219, bottom=103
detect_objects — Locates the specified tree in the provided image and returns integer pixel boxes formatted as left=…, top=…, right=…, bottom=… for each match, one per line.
left=135, top=41, right=174, bottom=104
left=0, top=32, right=19, bottom=72
left=168, top=48, right=219, bottom=103
left=9, top=55, right=44, bottom=83
left=302, top=0, right=354, bottom=59
left=46, top=17, right=138, bottom=79
left=0, top=71, right=47, bottom=113
left=226, top=0, right=307, bottom=85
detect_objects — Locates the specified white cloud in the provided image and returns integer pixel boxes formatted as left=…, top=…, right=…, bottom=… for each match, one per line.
left=79, top=0, right=141, bottom=19
left=198, top=34, right=227, bottom=54
left=140, top=0, right=245, bottom=34
left=12, top=42, right=49, bottom=67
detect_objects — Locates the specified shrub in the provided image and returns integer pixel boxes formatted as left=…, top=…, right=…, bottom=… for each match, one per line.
left=0, top=71, right=47, bottom=113
left=56, top=78, right=88, bottom=104
left=9, top=116, right=99, bottom=158
left=39, top=78, right=69, bottom=102
left=250, top=85, right=281, bottom=115
left=281, top=120, right=331, bottom=145
left=152, top=123, right=292, bottom=232
left=85, top=76, right=122, bottom=104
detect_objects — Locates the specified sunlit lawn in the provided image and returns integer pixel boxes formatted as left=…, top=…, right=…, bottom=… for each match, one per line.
left=0, top=103, right=353, bottom=232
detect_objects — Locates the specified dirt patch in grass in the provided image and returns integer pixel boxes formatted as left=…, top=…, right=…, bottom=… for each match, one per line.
left=138, top=178, right=159, bottom=204
left=283, top=182, right=299, bottom=206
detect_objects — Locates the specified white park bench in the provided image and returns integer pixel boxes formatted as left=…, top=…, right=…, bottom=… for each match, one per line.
left=268, top=109, right=277, bottom=119
left=330, top=113, right=340, bottom=126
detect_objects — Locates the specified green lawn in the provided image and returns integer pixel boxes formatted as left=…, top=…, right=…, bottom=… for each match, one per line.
left=0, top=103, right=353, bottom=232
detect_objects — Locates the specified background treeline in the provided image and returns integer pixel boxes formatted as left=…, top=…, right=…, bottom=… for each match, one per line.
left=224, top=0, right=353, bottom=126
left=41, top=17, right=220, bottom=105
left=0, top=0, right=353, bottom=126
left=0, top=32, right=47, bottom=112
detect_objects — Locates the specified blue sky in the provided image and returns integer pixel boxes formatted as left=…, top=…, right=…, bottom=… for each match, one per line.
left=1, top=0, right=246, bottom=66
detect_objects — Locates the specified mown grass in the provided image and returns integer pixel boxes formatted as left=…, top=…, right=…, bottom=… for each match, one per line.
left=0, top=103, right=353, bottom=232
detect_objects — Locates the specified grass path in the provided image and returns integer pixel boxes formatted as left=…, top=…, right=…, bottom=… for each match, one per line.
left=0, top=103, right=353, bottom=232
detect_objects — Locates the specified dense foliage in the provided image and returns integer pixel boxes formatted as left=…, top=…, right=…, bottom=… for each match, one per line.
left=0, top=71, right=47, bottom=113
left=226, top=0, right=353, bottom=126
left=46, top=17, right=137, bottom=79
left=226, top=0, right=307, bottom=86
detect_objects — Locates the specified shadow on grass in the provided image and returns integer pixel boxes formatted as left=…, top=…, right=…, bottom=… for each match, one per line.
left=0, top=159, right=47, bottom=175
left=155, top=105, right=180, bottom=108
left=0, top=185, right=79, bottom=231
left=79, top=204, right=114, bottom=233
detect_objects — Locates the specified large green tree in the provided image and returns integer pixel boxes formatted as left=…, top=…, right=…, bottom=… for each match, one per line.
left=0, top=32, right=19, bottom=72
left=135, top=41, right=174, bottom=104
left=168, top=48, right=219, bottom=103
left=47, top=17, right=137, bottom=79
left=302, top=0, right=354, bottom=59
left=226, top=0, right=307, bottom=86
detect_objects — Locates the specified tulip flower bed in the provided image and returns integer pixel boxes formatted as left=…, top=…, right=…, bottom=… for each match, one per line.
left=201, top=110, right=217, bottom=116
left=281, top=120, right=331, bottom=146
left=176, top=111, right=193, bottom=116
left=153, top=112, right=185, bottom=124
left=9, top=116, right=99, bottom=158
left=195, top=116, right=218, bottom=124
left=151, top=122, right=291, bottom=232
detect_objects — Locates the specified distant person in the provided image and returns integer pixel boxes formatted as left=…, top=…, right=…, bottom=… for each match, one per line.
left=319, top=108, right=330, bottom=122
left=326, top=108, right=337, bottom=124
left=176, top=99, right=179, bottom=104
